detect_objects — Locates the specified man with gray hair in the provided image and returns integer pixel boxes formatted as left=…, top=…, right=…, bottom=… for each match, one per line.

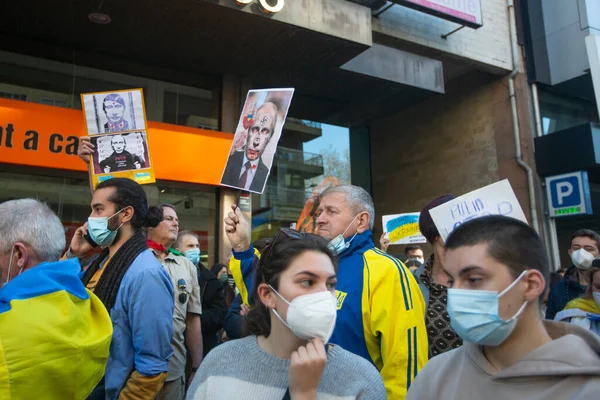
left=0, top=199, right=112, bottom=399
left=224, top=185, right=428, bottom=399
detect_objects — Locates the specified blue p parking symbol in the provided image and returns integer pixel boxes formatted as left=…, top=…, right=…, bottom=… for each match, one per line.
left=545, top=171, right=592, bottom=217
left=551, top=176, right=579, bottom=208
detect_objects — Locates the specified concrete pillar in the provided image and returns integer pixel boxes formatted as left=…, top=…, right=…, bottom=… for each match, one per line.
left=349, top=126, right=372, bottom=193
left=218, top=73, right=252, bottom=264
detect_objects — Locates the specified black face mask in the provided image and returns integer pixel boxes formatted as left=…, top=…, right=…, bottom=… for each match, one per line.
left=218, top=274, right=229, bottom=286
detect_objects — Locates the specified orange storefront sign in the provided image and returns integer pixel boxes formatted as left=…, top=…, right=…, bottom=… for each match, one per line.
left=0, top=98, right=232, bottom=185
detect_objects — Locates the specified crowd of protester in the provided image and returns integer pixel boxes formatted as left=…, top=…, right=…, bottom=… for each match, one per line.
left=2, top=175, right=600, bottom=399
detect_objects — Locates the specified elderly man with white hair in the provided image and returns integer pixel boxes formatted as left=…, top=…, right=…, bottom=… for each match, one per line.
left=0, top=198, right=112, bottom=399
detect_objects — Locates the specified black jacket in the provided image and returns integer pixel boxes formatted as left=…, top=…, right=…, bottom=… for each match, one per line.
left=197, top=265, right=226, bottom=356
left=545, top=265, right=587, bottom=320
left=99, top=150, right=143, bottom=172
left=220, top=150, right=270, bottom=193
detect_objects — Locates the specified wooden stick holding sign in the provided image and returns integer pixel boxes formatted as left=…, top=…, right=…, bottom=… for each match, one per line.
left=81, top=88, right=155, bottom=189
left=428, top=179, right=528, bottom=242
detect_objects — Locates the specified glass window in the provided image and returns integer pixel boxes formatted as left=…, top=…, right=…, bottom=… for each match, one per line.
left=0, top=60, right=143, bottom=110
left=163, top=90, right=219, bottom=130
left=539, top=89, right=599, bottom=134
left=0, top=52, right=220, bottom=129
left=251, top=119, right=351, bottom=239
left=0, top=170, right=94, bottom=259
left=0, top=170, right=218, bottom=268
left=154, top=183, right=218, bottom=268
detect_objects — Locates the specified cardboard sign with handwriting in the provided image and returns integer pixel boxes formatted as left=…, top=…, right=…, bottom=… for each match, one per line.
left=429, top=180, right=527, bottom=241
left=382, top=213, right=427, bottom=245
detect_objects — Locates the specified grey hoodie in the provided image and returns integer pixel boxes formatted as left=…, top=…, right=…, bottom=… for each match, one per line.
left=406, top=321, right=600, bottom=400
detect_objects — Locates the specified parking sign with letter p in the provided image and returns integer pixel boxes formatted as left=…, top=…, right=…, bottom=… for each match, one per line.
left=546, top=171, right=592, bottom=217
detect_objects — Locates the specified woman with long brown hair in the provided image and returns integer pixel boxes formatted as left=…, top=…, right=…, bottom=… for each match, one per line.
left=187, top=229, right=385, bottom=399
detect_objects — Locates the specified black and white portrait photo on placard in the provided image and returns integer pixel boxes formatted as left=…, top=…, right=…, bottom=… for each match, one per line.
left=90, top=132, right=150, bottom=175
left=220, top=88, right=295, bottom=194
left=82, top=89, right=147, bottom=135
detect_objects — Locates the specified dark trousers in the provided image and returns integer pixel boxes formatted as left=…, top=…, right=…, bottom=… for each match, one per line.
left=87, top=377, right=105, bottom=400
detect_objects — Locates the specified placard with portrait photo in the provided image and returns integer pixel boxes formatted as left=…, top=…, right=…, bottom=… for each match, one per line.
left=81, top=88, right=147, bottom=135
left=220, top=88, right=295, bottom=194
left=88, top=131, right=156, bottom=188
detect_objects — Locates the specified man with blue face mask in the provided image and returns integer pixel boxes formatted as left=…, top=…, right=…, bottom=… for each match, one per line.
left=66, top=178, right=174, bottom=400
left=224, top=185, right=428, bottom=400
left=406, top=215, right=600, bottom=400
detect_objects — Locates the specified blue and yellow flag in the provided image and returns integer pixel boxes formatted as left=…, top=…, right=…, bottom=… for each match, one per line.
left=384, top=213, right=425, bottom=244
left=0, top=258, right=112, bottom=400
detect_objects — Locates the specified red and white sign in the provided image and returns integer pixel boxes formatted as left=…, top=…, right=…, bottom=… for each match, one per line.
left=396, top=0, right=483, bottom=29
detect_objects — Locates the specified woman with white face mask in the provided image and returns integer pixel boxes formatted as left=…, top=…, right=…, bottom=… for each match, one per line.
left=186, top=230, right=386, bottom=400
left=554, top=267, right=600, bottom=336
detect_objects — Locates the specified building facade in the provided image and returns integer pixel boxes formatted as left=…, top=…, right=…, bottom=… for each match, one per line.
left=0, top=0, right=543, bottom=263
left=521, top=0, right=600, bottom=268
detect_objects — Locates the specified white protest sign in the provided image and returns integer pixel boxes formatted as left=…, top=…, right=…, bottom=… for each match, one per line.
left=382, top=213, right=427, bottom=245
left=429, top=179, right=527, bottom=241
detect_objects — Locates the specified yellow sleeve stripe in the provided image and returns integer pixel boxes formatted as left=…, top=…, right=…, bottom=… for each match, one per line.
left=361, top=257, right=384, bottom=371
left=372, top=248, right=414, bottom=311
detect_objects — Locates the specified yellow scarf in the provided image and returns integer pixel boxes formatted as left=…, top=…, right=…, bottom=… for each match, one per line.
left=564, top=297, right=600, bottom=314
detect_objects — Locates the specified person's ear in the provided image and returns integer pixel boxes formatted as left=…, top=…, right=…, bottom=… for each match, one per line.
left=433, top=235, right=445, bottom=251
left=257, top=283, right=276, bottom=309
left=568, top=248, right=573, bottom=256
left=356, top=212, right=370, bottom=234
left=120, top=205, right=134, bottom=225
left=12, top=243, right=29, bottom=271
left=523, top=269, right=546, bottom=302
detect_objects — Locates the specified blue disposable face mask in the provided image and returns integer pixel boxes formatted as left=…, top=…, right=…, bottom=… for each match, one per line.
left=88, top=209, right=124, bottom=248
left=447, top=270, right=528, bottom=346
left=185, top=248, right=201, bottom=266
left=327, top=214, right=360, bottom=256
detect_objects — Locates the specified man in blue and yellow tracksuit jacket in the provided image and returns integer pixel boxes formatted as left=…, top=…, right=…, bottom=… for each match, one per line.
left=230, top=230, right=428, bottom=399
left=0, top=258, right=113, bottom=399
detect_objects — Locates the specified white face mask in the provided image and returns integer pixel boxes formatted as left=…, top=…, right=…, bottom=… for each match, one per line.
left=269, top=285, right=337, bottom=343
left=593, top=292, right=600, bottom=309
left=571, top=249, right=595, bottom=270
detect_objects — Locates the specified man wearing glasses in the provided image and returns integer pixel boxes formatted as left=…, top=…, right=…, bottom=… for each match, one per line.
left=146, top=204, right=203, bottom=400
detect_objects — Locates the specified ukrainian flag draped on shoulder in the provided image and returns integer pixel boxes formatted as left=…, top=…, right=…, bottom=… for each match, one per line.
left=229, top=231, right=429, bottom=399
left=0, top=258, right=112, bottom=400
